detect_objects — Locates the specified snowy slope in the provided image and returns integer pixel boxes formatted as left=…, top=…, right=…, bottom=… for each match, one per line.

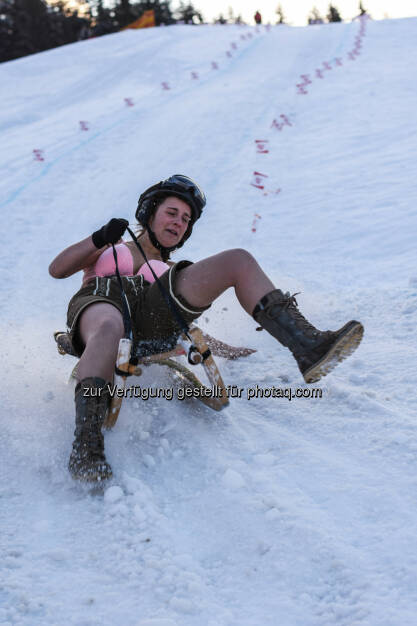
left=1, top=18, right=417, bottom=626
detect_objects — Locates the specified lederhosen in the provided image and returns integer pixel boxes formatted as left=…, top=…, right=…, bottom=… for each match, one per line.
left=67, top=260, right=210, bottom=357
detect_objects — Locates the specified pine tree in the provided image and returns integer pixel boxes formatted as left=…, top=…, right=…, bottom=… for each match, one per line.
left=308, top=7, right=324, bottom=25
left=6, top=0, right=50, bottom=60
left=359, top=2, right=367, bottom=15
left=154, top=1, right=175, bottom=25
left=130, top=1, right=175, bottom=27
left=113, top=0, right=136, bottom=29
left=48, top=1, right=91, bottom=43
left=276, top=3, right=285, bottom=24
left=91, top=0, right=117, bottom=36
left=0, top=0, right=92, bottom=62
left=0, top=0, right=14, bottom=61
left=327, top=4, right=342, bottom=22
left=175, top=2, right=203, bottom=24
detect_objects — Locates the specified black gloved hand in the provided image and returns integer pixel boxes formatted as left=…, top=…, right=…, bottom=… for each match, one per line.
left=92, top=218, right=129, bottom=249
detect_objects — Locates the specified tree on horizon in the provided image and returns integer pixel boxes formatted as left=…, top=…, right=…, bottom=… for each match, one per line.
left=359, top=2, right=367, bottom=15
left=308, top=6, right=324, bottom=24
left=175, top=1, right=203, bottom=24
left=327, top=4, right=342, bottom=22
left=276, top=3, right=285, bottom=24
left=0, top=0, right=90, bottom=62
left=214, top=13, right=226, bottom=24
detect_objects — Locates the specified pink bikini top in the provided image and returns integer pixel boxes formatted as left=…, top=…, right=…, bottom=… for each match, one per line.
left=83, top=242, right=169, bottom=284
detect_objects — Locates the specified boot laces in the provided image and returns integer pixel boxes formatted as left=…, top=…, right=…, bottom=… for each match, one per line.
left=282, top=292, right=319, bottom=336
left=283, top=291, right=301, bottom=309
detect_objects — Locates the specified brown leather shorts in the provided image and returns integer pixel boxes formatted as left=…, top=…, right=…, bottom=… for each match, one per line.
left=66, top=260, right=210, bottom=357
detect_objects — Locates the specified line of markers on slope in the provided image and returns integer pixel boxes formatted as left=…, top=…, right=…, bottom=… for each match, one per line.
left=23, top=20, right=366, bottom=216
left=250, top=14, right=369, bottom=233
left=31, top=24, right=267, bottom=164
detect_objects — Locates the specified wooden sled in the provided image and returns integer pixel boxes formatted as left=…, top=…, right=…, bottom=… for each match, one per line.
left=54, top=327, right=255, bottom=429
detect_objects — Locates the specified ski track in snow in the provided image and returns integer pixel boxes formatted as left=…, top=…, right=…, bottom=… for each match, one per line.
left=1, top=19, right=417, bottom=626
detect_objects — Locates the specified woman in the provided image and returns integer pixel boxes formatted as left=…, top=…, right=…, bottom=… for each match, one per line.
left=49, top=174, right=363, bottom=482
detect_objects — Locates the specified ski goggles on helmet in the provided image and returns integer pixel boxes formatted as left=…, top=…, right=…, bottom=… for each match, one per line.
left=159, top=174, right=206, bottom=218
left=136, top=174, right=206, bottom=224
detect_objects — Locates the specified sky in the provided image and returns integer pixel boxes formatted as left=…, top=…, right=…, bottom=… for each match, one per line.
left=177, top=0, right=417, bottom=25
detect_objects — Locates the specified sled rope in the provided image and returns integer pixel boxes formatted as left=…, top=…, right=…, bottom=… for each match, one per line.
left=111, top=244, right=133, bottom=340
left=126, top=225, right=208, bottom=364
left=111, top=227, right=209, bottom=366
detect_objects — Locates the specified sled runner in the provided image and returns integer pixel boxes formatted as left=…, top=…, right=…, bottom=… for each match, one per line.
left=54, top=327, right=255, bottom=428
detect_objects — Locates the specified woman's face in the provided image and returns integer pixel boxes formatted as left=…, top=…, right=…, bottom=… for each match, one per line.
left=148, top=196, right=192, bottom=248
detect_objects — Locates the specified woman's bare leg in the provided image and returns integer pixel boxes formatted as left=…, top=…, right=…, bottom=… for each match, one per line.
left=77, top=303, right=124, bottom=382
left=175, top=250, right=364, bottom=386
left=175, top=249, right=274, bottom=314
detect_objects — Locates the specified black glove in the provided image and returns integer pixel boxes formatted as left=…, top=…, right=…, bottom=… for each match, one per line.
left=92, top=218, right=129, bottom=249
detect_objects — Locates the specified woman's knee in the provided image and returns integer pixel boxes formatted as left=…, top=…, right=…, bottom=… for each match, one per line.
left=223, top=248, right=257, bottom=274
left=92, top=316, right=124, bottom=340
left=80, top=306, right=124, bottom=345
left=227, top=248, right=255, bottom=261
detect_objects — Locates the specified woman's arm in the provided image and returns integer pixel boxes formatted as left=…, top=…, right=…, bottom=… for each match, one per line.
left=49, top=218, right=129, bottom=279
left=49, top=236, right=106, bottom=279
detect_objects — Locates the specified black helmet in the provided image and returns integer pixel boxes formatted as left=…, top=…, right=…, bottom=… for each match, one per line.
left=135, top=174, right=206, bottom=257
left=136, top=174, right=206, bottom=227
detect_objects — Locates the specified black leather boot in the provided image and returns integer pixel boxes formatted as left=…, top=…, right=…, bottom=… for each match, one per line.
left=68, top=377, right=113, bottom=482
left=253, top=290, right=364, bottom=383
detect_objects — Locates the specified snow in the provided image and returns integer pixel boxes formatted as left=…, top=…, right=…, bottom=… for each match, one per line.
left=1, top=18, right=417, bottom=625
